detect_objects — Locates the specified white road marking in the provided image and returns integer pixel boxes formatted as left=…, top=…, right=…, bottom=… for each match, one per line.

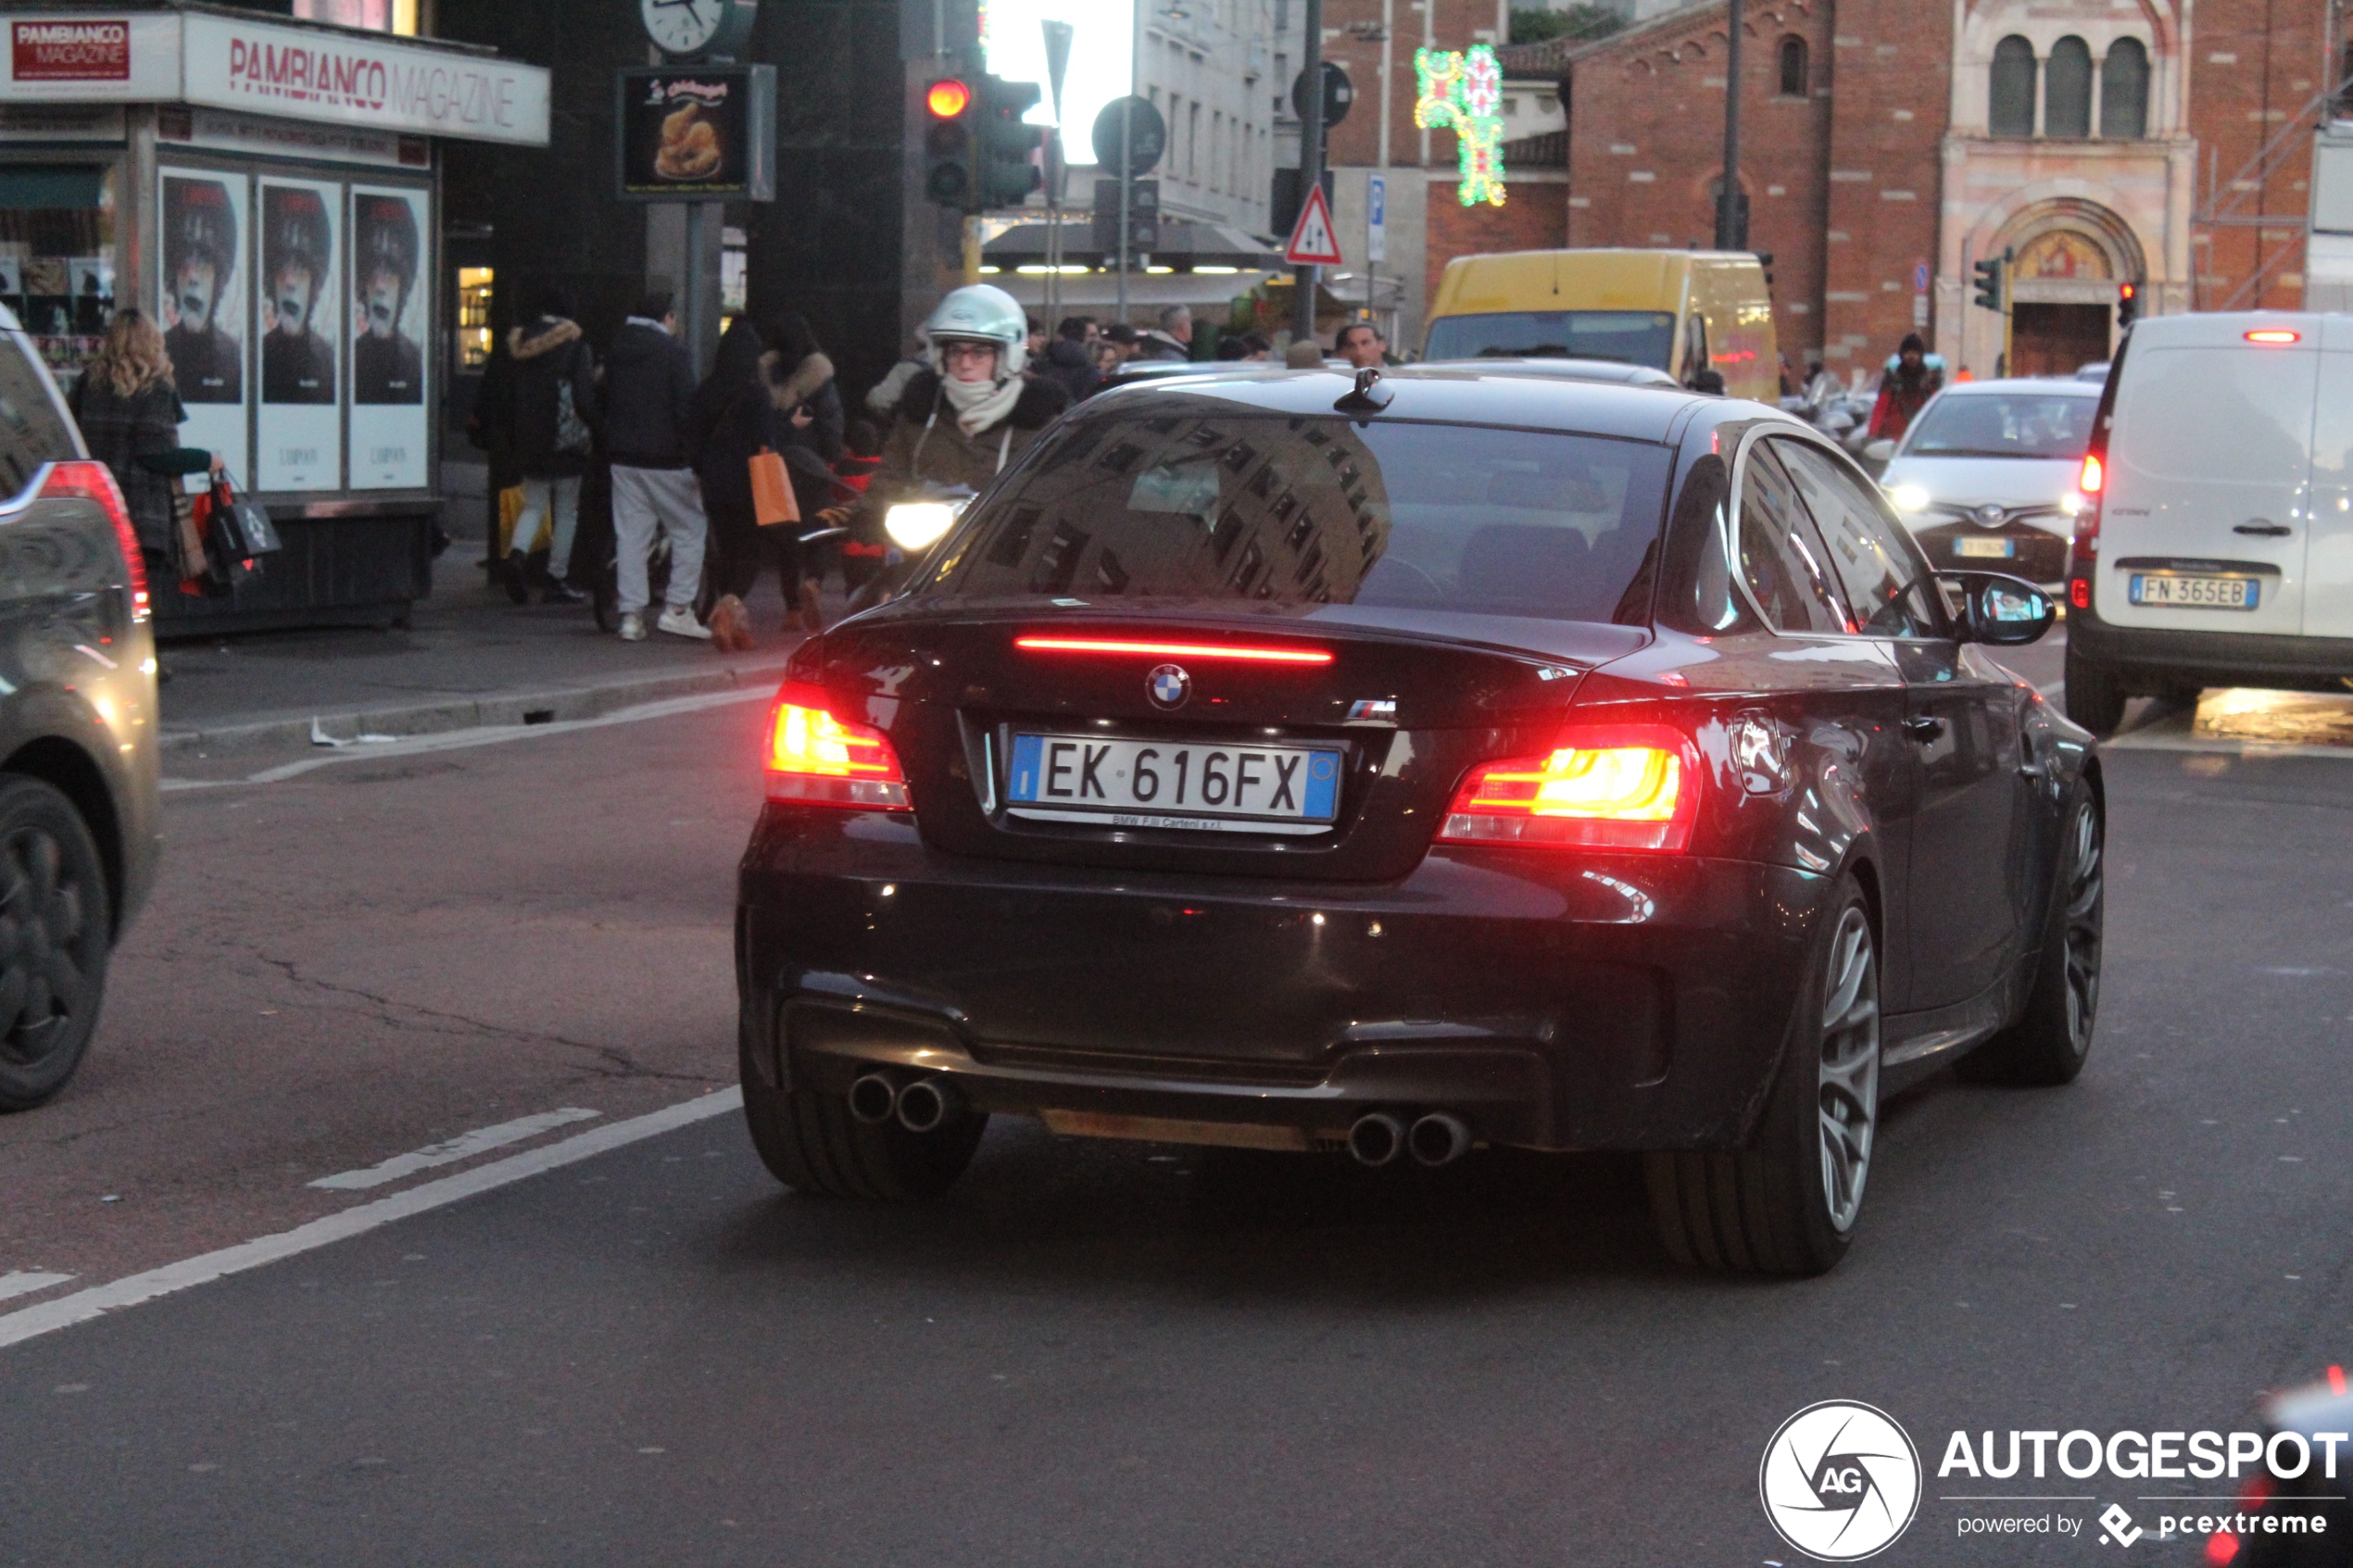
left=308, top=1108, right=604, bottom=1190
left=0, top=1086, right=742, bottom=1351
left=0, top=1271, right=73, bottom=1303
left=160, top=686, right=774, bottom=792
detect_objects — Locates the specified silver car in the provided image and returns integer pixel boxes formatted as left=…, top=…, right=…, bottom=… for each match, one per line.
left=1879, top=378, right=2102, bottom=589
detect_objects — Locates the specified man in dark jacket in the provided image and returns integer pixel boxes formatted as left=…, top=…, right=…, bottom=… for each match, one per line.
left=503, top=287, right=598, bottom=604
left=1038, top=316, right=1101, bottom=403
left=604, top=290, right=711, bottom=640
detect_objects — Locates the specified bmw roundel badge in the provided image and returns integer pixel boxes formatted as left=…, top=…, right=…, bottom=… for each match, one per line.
left=1147, top=664, right=1191, bottom=710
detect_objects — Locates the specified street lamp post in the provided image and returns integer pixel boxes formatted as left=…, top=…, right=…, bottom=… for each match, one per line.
left=1714, top=0, right=1743, bottom=251
left=1294, top=0, right=1324, bottom=344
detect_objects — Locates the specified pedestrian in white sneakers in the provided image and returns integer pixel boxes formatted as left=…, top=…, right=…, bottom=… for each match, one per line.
left=603, top=290, right=710, bottom=642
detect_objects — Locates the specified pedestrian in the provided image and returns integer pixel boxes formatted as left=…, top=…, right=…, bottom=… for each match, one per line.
left=1867, top=332, right=1942, bottom=443
left=603, top=289, right=711, bottom=641
left=832, top=419, right=887, bottom=595
left=1335, top=320, right=1387, bottom=370
left=1284, top=338, right=1325, bottom=369
left=1101, top=321, right=1140, bottom=366
left=688, top=314, right=769, bottom=646
left=504, top=286, right=598, bottom=605
left=865, top=335, right=926, bottom=419
left=875, top=282, right=1069, bottom=495
left=761, top=311, right=844, bottom=632
left=66, top=309, right=219, bottom=574
left=1025, top=317, right=1047, bottom=362
left=1038, top=315, right=1101, bottom=402
left=1138, top=304, right=1191, bottom=361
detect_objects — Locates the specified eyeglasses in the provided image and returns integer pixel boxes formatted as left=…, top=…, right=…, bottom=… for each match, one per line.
left=940, top=342, right=998, bottom=363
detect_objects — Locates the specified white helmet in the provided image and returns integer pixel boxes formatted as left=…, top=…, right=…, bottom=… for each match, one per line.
left=921, top=283, right=1027, bottom=379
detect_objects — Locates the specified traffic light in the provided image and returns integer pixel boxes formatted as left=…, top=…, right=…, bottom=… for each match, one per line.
left=923, top=76, right=975, bottom=208
left=2117, top=279, right=2140, bottom=330
left=1972, top=248, right=2009, bottom=312
left=975, top=74, right=1044, bottom=209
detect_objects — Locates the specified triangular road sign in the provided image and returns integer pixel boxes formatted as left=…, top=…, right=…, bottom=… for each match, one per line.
left=1284, top=182, right=1344, bottom=266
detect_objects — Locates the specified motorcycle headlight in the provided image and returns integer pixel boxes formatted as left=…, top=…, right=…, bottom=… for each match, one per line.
left=884, top=501, right=959, bottom=552
left=1889, top=483, right=1931, bottom=514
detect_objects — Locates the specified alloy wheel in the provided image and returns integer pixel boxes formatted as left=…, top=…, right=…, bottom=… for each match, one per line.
left=1817, top=906, right=1881, bottom=1234
left=2061, top=801, right=2105, bottom=1052
left=0, top=824, right=90, bottom=1065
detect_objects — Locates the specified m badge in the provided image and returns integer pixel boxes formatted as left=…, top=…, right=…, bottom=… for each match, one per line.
left=1147, top=664, right=1191, bottom=710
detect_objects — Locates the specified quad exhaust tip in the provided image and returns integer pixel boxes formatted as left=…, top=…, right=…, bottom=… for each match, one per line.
left=848, top=1073, right=900, bottom=1126
left=895, top=1076, right=964, bottom=1135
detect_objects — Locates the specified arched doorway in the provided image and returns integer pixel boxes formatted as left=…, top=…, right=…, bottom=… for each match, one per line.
left=1990, top=201, right=2145, bottom=377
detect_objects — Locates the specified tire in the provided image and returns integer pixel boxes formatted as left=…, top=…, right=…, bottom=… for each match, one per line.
left=0, top=777, right=112, bottom=1112
left=741, top=1053, right=985, bottom=1200
left=2063, top=646, right=2127, bottom=736
left=1644, top=877, right=1880, bottom=1276
left=1958, top=784, right=2104, bottom=1087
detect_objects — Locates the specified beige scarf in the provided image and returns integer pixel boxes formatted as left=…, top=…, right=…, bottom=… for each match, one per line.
left=939, top=370, right=1023, bottom=438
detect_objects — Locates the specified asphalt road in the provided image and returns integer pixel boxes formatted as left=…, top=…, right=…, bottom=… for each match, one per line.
left=5, top=639, right=2350, bottom=1566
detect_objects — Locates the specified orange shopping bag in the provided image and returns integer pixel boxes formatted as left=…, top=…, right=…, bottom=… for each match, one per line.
left=749, top=448, right=799, bottom=527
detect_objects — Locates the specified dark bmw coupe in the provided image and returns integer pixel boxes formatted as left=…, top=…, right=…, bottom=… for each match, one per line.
left=734, top=366, right=2104, bottom=1275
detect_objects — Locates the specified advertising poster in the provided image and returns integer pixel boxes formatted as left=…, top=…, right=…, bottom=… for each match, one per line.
left=157, top=169, right=248, bottom=486
left=256, top=177, right=341, bottom=492
left=615, top=65, right=774, bottom=200
left=346, top=185, right=427, bottom=489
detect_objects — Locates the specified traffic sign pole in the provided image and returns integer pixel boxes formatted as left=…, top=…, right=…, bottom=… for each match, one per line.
left=1294, top=0, right=1324, bottom=345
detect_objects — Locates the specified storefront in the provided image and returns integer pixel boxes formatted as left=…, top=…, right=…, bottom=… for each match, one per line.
left=0, top=5, right=547, bottom=632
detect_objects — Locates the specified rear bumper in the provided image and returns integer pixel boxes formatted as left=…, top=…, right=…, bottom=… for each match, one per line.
left=2070, top=609, right=2353, bottom=687
left=736, top=809, right=1831, bottom=1153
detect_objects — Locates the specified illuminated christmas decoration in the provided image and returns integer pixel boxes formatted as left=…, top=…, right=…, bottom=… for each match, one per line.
left=1415, top=44, right=1507, bottom=207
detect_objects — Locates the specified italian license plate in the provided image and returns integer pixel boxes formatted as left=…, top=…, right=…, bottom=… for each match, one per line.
left=1955, top=536, right=2015, bottom=558
left=1007, top=734, right=1343, bottom=834
left=2130, top=573, right=2259, bottom=609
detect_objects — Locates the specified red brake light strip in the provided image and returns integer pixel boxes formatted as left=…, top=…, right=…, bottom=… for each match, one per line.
left=1014, top=636, right=1333, bottom=666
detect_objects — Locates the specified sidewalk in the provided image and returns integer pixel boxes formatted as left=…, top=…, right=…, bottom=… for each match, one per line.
left=157, top=540, right=812, bottom=758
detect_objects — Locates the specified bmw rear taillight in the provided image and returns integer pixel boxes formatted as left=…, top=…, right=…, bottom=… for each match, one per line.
left=41, top=461, right=147, bottom=622
left=764, top=682, right=910, bottom=809
left=1437, top=723, right=1698, bottom=852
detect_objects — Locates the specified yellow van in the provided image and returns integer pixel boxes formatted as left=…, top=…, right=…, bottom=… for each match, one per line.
left=1423, top=248, right=1780, bottom=404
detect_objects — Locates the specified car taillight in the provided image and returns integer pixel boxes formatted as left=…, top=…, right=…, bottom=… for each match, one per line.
left=41, top=461, right=147, bottom=622
left=2069, top=457, right=2104, bottom=612
left=2078, top=452, right=2103, bottom=495
left=1437, top=723, right=1698, bottom=852
left=763, top=682, right=910, bottom=810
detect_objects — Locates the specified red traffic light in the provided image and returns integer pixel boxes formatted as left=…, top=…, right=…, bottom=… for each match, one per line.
left=2118, top=282, right=2136, bottom=301
left=926, top=78, right=972, bottom=118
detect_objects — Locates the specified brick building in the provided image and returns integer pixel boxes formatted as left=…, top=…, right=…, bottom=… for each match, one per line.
left=1485, top=0, right=2347, bottom=380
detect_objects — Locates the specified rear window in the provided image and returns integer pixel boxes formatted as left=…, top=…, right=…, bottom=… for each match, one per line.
left=1424, top=310, right=1676, bottom=369
left=2115, top=346, right=2317, bottom=485
left=925, top=404, right=1676, bottom=624
left=0, top=332, right=75, bottom=496
left=1903, top=391, right=2097, bottom=459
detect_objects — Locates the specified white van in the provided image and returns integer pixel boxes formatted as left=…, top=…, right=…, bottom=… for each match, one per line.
left=2065, top=311, right=2353, bottom=734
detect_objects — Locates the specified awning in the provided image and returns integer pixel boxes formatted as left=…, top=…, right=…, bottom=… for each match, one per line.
left=984, top=216, right=1286, bottom=271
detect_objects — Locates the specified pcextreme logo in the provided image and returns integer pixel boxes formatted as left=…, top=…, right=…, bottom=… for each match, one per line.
left=1760, top=1400, right=1924, bottom=1562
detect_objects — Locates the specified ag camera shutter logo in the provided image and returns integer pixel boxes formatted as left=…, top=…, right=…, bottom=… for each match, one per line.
left=1760, top=1400, right=1922, bottom=1561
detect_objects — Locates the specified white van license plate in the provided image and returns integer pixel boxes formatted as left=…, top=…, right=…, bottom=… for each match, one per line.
left=1007, top=734, right=1344, bottom=834
left=2129, top=574, right=2259, bottom=609
left=1955, top=537, right=2015, bottom=558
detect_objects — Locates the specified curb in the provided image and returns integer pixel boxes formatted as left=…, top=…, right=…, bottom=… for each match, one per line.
left=159, top=659, right=795, bottom=758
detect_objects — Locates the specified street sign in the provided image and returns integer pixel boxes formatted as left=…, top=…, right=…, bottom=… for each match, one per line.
left=1284, top=181, right=1342, bottom=266
left=1912, top=259, right=1930, bottom=293
left=1366, top=172, right=1386, bottom=263
left=1290, top=60, right=1354, bottom=129
left=1089, top=95, right=1165, bottom=179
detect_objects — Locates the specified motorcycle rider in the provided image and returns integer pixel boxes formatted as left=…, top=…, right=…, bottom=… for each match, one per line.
left=873, top=283, right=1068, bottom=495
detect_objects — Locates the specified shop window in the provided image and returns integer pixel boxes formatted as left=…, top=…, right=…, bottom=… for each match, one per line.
left=1990, top=35, right=2036, bottom=138
left=456, top=266, right=493, bottom=372
left=1778, top=35, right=1808, bottom=98
left=292, top=0, right=419, bottom=32
left=0, top=164, right=116, bottom=386
left=2100, top=38, right=2149, bottom=138
left=2046, top=36, right=2093, bottom=139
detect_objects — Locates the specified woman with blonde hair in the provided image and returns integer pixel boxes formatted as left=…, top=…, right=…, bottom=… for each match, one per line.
left=67, top=309, right=218, bottom=560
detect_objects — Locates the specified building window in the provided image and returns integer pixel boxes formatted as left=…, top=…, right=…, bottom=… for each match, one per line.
left=293, top=0, right=418, bottom=31
left=1189, top=101, right=1202, bottom=182
left=2101, top=38, right=2150, bottom=138
left=1778, top=35, right=1807, bottom=97
left=1989, top=35, right=2036, bottom=137
left=2046, top=36, right=2093, bottom=138
left=456, top=267, right=494, bottom=372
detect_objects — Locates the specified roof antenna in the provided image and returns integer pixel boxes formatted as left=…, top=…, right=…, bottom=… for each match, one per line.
left=1334, top=366, right=1392, bottom=415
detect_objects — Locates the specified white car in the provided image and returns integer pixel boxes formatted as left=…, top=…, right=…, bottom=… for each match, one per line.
left=2065, top=310, right=2353, bottom=734
left=1878, top=378, right=2101, bottom=590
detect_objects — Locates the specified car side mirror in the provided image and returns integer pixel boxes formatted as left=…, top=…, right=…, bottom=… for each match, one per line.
left=1862, top=438, right=1896, bottom=464
left=1944, top=571, right=2056, bottom=646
